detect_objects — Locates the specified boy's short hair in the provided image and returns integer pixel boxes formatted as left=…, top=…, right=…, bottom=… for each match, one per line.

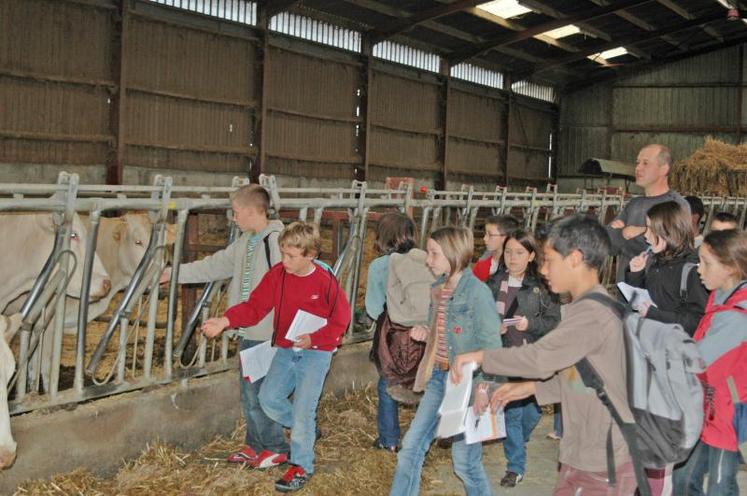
left=545, top=215, right=610, bottom=271
left=484, top=215, right=520, bottom=236
left=230, top=184, right=270, bottom=215
left=279, top=221, right=321, bottom=257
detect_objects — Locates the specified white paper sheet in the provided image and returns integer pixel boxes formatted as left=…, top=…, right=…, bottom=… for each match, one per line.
left=464, top=407, right=507, bottom=445
left=436, top=361, right=477, bottom=438
left=285, top=309, right=327, bottom=343
left=616, top=282, right=657, bottom=312
left=502, top=317, right=523, bottom=327
left=239, top=341, right=277, bottom=383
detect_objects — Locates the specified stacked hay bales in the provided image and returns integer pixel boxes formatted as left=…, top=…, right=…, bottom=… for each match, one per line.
left=670, top=138, right=747, bottom=196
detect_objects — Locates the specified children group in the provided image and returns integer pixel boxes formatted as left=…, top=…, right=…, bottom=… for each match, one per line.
left=163, top=142, right=746, bottom=495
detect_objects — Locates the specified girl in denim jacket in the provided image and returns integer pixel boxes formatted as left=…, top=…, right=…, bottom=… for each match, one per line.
left=484, top=230, right=560, bottom=488
left=390, top=226, right=502, bottom=496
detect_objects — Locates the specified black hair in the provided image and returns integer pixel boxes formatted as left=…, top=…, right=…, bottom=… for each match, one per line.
left=713, top=211, right=738, bottom=225
left=545, top=215, right=610, bottom=271
left=685, top=195, right=705, bottom=220
left=484, top=215, right=520, bottom=236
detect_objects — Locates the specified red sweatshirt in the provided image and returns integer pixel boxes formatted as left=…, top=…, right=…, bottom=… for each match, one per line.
left=224, top=263, right=351, bottom=351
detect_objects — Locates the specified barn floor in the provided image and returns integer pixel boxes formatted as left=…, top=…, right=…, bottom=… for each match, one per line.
left=11, top=384, right=747, bottom=495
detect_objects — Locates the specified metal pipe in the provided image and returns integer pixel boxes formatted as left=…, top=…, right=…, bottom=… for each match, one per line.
left=74, top=209, right=101, bottom=393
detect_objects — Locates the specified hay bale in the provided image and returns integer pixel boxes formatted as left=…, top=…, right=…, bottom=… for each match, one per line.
left=670, top=138, right=747, bottom=196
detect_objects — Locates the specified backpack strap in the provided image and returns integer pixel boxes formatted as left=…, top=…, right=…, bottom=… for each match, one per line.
left=575, top=357, right=651, bottom=496
left=263, top=233, right=273, bottom=269
left=679, top=262, right=697, bottom=300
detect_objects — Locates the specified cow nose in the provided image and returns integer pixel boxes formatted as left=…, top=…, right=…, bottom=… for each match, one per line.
left=101, top=279, right=112, bottom=296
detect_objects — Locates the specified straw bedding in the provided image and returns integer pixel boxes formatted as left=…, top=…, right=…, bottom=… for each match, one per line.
left=14, top=386, right=455, bottom=496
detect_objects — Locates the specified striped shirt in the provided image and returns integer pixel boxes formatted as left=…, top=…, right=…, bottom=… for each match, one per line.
left=435, top=286, right=453, bottom=366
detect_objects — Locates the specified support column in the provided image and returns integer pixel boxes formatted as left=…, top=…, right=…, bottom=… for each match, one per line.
left=501, top=74, right=512, bottom=186
left=253, top=1, right=270, bottom=183
left=737, top=43, right=744, bottom=144
left=358, top=36, right=373, bottom=182
left=106, top=0, right=129, bottom=185
left=438, top=59, right=451, bottom=190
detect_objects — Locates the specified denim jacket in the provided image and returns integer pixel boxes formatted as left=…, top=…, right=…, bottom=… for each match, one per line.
left=413, top=268, right=503, bottom=392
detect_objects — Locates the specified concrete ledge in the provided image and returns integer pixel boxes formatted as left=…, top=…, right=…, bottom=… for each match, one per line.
left=1, top=342, right=377, bottom=491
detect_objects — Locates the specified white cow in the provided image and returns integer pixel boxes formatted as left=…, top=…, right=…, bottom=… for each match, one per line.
left=65, top=213, right=176, bottom=329
left=0, top=213, right=111, bottom=314
left=0, top=313, right=22, bottom=469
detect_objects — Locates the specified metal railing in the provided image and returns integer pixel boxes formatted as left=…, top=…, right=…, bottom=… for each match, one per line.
left=2, top=172, right=745, bottom=417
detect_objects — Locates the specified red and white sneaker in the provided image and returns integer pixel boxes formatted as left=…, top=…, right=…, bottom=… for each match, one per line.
left=275, top=464, right=311, bottom=492
left=252, top=450, right=288, bottom=469
left=226, top=445, right=258, bottom=464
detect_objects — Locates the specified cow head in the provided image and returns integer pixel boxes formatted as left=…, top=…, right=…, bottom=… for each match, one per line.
left=36, top=214, right=112, bottom=302
left=0, top=313, right=21, bottom=469
left=110, top=214, right=176, bottom=282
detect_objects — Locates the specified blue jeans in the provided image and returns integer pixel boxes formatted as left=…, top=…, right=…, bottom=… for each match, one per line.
left=240, top=340, right=288, bottom=454
left=390, top=369, right=493, bottom=496
left=377, top=376, right=400, bottom=448
left=503, top=398, right=542, bottom=476
left=258, top=347, right=333, bottom=475
left=672, top=440, right=740, bottom=496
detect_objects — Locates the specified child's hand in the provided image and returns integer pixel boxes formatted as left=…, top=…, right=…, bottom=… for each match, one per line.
left=629, top=251, right=649, bottom=272
left=201, top=317, right=229, bottom=338
left=295, top=334, right=312, bottom=349
left=500, top=323, right=508, bottom=335
left=159, top=266, right=172, bottom=285
left=490, top=381, right=536, bottom=409
left=514, top=316, right=528, bottom=331
left=410, top=325, right=429, bottom=342
left=637, top=302, right=650, bottom=317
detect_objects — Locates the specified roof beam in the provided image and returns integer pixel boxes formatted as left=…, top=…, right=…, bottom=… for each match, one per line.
left=519, top=11, right=724, bottom=79
left=266, top=0, right=300, bottom=18
left=465, top=7, right=580, bottom=53
left=655, top=0, right=725, bottom=43
left=563, top=32, right=747, bottom=92
left=368, top=0, right=484, bottom=44
left=448, top=0, right=653, bottom=64
left=518, top=0, right=650, bottom=58
left=584, top=0, right=686, bottom=50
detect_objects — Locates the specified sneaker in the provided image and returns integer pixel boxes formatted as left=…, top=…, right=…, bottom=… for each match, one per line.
left=546, top=431, right=562, bottom=441
left=252, top=450, right=288, bottom=469
left=275, top=464, right=311, bottom=492
left=226, top=445, right=258, bottom=464
left=500, top=471, right=524, bottom=487
left=372, top=438, right=399, bottom=453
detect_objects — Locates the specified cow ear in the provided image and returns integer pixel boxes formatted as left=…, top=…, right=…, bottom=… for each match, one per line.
left=112, top=217, right=127, bottom=242
left=164, top=224, right=177, bottom=245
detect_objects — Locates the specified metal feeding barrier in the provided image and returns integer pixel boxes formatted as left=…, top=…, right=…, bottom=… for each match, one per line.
left=1, top=171, right=745, bottom=417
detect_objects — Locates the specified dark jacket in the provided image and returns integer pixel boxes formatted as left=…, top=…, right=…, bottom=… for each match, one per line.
left=625, top=250, right=709, bottom=336
left=486, top=270, right=561, bottom=348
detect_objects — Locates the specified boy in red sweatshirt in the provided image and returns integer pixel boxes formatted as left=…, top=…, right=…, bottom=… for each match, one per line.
left=202, top=221, right=351, bottom=493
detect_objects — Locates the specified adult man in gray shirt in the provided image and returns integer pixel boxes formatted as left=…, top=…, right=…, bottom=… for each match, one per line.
left=607, top=144, right=690, bottom=281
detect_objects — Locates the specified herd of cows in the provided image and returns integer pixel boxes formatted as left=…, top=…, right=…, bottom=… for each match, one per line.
left=0, top=211, right=177, bottom=469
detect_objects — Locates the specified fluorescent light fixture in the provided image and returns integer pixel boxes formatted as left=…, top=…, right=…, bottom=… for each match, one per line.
left=477, top=0, right=532, bottom=19
left=588, top=46, right=628, bottom=62
left=542, top=24, right=581, bottom=39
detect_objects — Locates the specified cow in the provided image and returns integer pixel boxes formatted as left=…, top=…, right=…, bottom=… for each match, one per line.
left=0, top=313, right=22, bottom=469
left=0, top=213, right=112, bottom=315
left=65, top=213, right=176, bottom=329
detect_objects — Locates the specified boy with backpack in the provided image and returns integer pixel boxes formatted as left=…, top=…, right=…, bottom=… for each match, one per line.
left=202, top=221, right=351, bottom=492
left=161, top=184, right=288, bottom=468
left=452, top=215, right=636, bottom=495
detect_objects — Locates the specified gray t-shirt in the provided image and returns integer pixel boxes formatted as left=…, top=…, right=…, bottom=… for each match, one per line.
left=607, top=190, right=690, bottom=281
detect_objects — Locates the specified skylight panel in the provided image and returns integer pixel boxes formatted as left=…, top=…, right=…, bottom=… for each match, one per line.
left=542, top=24, right=581, bottom=39
left=477, top=0, right=532, bottom=19
left=588, top=47, right=628, bottom=63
